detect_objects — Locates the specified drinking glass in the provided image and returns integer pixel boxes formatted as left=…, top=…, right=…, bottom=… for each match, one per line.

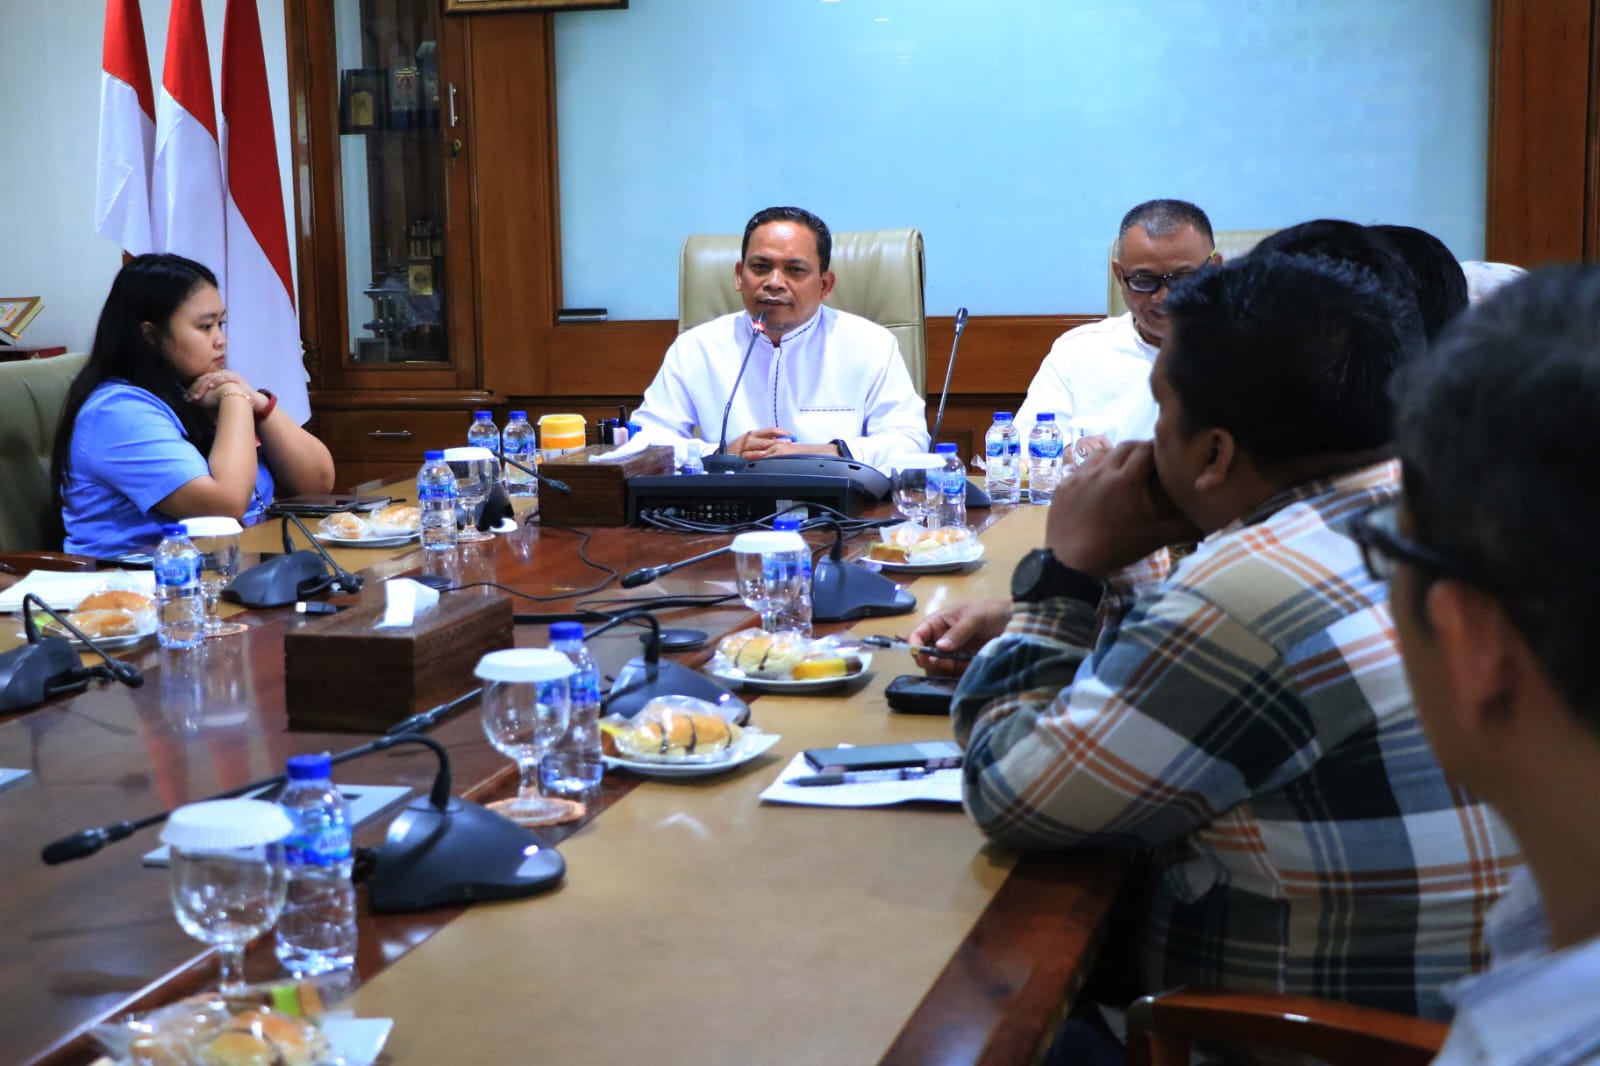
left=161, top=800, right=291, bottom=993
left=731, top=531, right=806, bottom=632
left=445, top=446, right=499, bottom=543
left=476, top=649, right=575, bottom=825
left=182, top=517, right=248, bottom=638
left=1067, top=416, right=1116, bottom=467
left=889, top=454, right=945, bottom=528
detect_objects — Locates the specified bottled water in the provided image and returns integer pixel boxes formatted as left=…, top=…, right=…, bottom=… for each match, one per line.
left=934, top=442, right=968, bottom=529
left=154, top=524, right=204, bottom=649
left=541, top=622, right=603, bottom=802
left=276, top=752, right=357, bottom=976
left=502, top=411, right=537, bottom=499
left=417, top=449, right=459, bottom=551
left=466, top=409, right=499, bottom=451
left=769, top=515, right=813, bottom=637
left=1028, top=413, right=1065, bottom=504
left=680, top=441, right=705, bottom=475
left=984, top=412, right=1022, bottom=505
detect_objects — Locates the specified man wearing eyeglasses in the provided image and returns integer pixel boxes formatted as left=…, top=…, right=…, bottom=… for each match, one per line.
left=1365, top=267, right=1600, bottom=1065
left=939, top=251, right=1517, bottom=1031
left=1014, top=198, right=1218, bottom=454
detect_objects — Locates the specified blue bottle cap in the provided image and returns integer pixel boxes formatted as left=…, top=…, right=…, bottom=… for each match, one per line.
left=772, top=514, right=802, bottom=531
left=935, top=442, right=958, bottom=455
left=549, top=621, right=585, bottom=643
left=993, top=411, right=1013, bottom=422
left=1036, top=412, right=1056, bottom=422
left=474, top=410, right=492, bottom=419
left=509, top=410, right=527, bottom=420
left=424, top=449, right=444, bottom=461
left=161, top=524, right=187, bottom=536
left=286, top=752, right=332, bottom=781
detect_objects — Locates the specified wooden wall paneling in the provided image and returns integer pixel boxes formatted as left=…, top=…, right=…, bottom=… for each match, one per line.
left=286, top=0, right=346, bottom=389
left=1486, top=0, right=1596, bottom=265
left=466, top=15, right=559, bottom=398
left=1590, top=0, right=1600, bottom=258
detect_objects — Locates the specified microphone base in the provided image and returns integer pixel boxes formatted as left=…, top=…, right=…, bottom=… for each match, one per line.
left=605, top=657, right=750, bottom=723
left=223, top=551, right=334, bottom=609
left=367, top=796, right=566, bottom=913
left=700, top=452, right=749, bottom=474
left=812, top=558, right=918, bottom=622
left=964, top=480, right=992, bottom=509
left=0, top=638, right=88, bottom=715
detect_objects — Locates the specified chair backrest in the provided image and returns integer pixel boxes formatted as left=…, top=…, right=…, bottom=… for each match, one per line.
left=1125, top=988, right=1447, bottom=1066
left=678, top=227, right=928, bottom=393
left=1107, top=228, right=1278, bottom=317
left=0, top=353, right=88, bottom=553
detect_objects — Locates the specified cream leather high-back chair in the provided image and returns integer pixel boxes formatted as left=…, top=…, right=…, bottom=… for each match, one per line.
left=1106, top=228, right=1278, bottom=317
left=678, top=227, right=928, bottom=393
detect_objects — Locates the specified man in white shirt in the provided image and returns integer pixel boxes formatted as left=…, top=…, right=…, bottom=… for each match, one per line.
left=1015, top=199, right=1218, bottom=451
left=632, top=206, right=928, bottom=471
left=1366, top=266, right=1600, bottom=1065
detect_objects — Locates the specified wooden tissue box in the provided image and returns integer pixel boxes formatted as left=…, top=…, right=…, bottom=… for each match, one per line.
left=538, top=443, right=675, bottom=527
left=284, top=590, right=513, bottom=732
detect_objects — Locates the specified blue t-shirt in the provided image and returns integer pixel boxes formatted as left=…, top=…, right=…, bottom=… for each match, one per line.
left=61, top=381, right=273, bottom=557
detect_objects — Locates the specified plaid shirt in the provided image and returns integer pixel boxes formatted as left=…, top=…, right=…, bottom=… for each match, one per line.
left=952, top=461, right=1520, bottom=1019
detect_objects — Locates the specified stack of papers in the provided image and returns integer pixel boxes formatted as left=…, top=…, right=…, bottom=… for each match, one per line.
left=760, top=752, right=963, bottom=808
left=0, top=570, right=156, bottom=613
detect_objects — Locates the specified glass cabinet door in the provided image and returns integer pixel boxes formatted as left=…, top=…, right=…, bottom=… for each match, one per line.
left=333, top=0, right=452, bottom=367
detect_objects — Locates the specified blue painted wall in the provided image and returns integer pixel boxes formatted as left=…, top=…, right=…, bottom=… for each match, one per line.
left=554, top=0, right=1490, bottom=319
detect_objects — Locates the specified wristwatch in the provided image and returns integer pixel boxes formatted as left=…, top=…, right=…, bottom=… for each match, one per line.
left=831, top=438, right=853, bottom=460
left=1011, top=548, right=1104, bottom=605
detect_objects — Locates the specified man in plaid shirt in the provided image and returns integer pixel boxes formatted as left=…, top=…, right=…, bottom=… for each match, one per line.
left=917, top=249, right=1519, bottom=1020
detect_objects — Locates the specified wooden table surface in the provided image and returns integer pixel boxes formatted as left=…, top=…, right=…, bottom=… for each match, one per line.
left=3, top=493, right=1124, bottom=1065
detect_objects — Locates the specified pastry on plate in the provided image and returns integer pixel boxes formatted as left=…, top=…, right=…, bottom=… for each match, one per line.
left=76, top=588, right=155, bottom=614
left=867, top=542, right=911, bottom=564
left=607, top=701, right=743, bottom=759
left=59, top=608, right=140, bottom=639
left=732, top=632, right=809, bottom=678
left=321, top=512, right=368, bottom=539
left=790, top=652, right=865, bottom=681
left=370, top=503, right=421, bottom=532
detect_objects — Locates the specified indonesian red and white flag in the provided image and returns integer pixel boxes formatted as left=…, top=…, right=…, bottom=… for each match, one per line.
left=151, top=0, right=227, bottom=299
left=222, top=0, right=309, bottom=423
left=96, top=0, right=156, bottom=255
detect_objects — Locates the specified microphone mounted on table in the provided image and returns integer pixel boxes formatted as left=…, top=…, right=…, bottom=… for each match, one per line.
left=222, top=513, right=363, bottom=609
left=703, top=311, right=767, bottom=474
left=809, top=518, right=917, bottom=622
left=41, top=729, right=568, bottom=912
left=620, top=545, right=731, bottom=589
left=929, top=307, right=989, bottom=509
left=588, top=606, right=749, bottom=722
left=0, top=593, right=145, bottom=714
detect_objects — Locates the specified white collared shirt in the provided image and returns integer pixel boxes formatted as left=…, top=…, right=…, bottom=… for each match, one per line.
left=1014, top=312, right=1158, bottom=443
left=1432, top=868, right=1600, bottom=1065
left=632, top=306, right=929, bottom=470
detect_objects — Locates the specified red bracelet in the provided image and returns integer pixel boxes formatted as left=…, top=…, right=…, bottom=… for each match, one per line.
left=254, top=388, right=277, bottom=422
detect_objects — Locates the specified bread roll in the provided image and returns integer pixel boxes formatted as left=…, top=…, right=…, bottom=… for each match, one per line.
left=716, top=629, right=764, bottom=662
left=76, top=589, right=154, bottom=613
left=202, top=1031, right=277, bottom=1066
left=218, top=1009, right=330, bottom=1066
left=62, top=608, right=139, bottom=639
left=613, top=703, right=742, bottom=758
left=868, top=542, right=910, bottom=563
left=371, top=503, right=420, bottom=531
left=733, top=633, right=808, bottom=678
left=322, top=512, right=368, bottom=539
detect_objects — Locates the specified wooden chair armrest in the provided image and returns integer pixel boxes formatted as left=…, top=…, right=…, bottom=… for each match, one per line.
left=0, top=551, right=100, bottom=576
left=1126, top=988, right=1448, bottom=1066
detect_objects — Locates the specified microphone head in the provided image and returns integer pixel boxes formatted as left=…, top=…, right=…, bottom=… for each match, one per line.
left=750, top=310, right=767, bottom=333
left=953, top=307, right=969, bottom=333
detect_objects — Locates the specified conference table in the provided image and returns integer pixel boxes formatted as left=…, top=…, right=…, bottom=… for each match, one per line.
left=2, top=493, right=1126, bottom=1065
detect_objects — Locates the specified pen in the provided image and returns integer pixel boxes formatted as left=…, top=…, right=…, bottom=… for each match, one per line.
left=789, top=767, right=930, bottom=787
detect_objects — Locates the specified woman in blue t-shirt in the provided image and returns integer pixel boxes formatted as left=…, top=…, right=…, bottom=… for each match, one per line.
left=51, top=254, right=335, bottom=557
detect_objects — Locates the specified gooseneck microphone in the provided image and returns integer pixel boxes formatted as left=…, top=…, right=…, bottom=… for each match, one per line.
left=929, top=306, right=968, bottom=446
left=703, top=311, right=767, bottom=474
left=282, top=512, right=364, bottom=595
left=0, top=593, right=146, bottom=713
left=498, top=452, right=572, bottom=496
left=620, top=545, right=732, bottom=588
left=20, top=594, right=146, bottom=689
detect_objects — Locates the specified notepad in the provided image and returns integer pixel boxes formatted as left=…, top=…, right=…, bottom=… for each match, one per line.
left=759, top=752, right=963, bottom=808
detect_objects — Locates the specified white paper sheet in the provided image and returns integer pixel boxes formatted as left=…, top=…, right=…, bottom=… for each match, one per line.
left=0, top=570, right=156, bottom=613
left=759, top=752, right=963, bottom=808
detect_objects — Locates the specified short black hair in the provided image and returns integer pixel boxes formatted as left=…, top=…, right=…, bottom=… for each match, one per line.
left=1393, top=265, right=1600, bottom=730
left=1370, top=224, right=1469, bottom=343
left=1253, top=219, right=1417, bottom=298
left=741, top=206, right=832, bottom=273
left=1162, top=251, right=1424, bottom=461
left=1118, top=199, right=1213, bottom=253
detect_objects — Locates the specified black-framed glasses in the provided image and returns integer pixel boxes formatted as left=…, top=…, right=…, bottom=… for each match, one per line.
left=1121, top=268, right=1200, bottom=294
left=1350, top=501, right=1491, bottom=590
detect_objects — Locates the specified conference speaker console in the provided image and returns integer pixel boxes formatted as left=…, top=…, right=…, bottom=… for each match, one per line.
left=627, top=473, right=856, bottom=525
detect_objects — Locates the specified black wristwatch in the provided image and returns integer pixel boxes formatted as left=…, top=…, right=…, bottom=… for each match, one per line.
left=1011, top=549, right=1104, bottom=605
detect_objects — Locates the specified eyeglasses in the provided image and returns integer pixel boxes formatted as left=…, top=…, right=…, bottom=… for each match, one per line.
left=1349, top=502, right=1505, bottom=594
left=1121, top=268, right=1200, bottom=294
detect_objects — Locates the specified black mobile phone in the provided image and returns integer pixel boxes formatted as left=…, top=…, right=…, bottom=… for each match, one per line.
left=267, top=493, right=393, bottom=516
left=802, top=740, right=962, bottom=773
left=884, top=674, right=959, bottom=715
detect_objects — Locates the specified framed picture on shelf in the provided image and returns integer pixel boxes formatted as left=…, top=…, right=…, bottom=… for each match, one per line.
left=444, top=0, right=625, bottom=12
left=0, top=296, right=43, bottom=343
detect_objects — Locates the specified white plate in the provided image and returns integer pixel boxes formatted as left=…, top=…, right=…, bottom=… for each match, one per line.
left=868, top=542, right=986, bottom=574
left=24, top=623, right=156, bottom=650
left=320, top=1015, right=394, bottom=1066
left=709, top=652, right=873, bottom=693
left=313, top=530, right=419, bottom=549
left=603, top=730, right=783, bottom=778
